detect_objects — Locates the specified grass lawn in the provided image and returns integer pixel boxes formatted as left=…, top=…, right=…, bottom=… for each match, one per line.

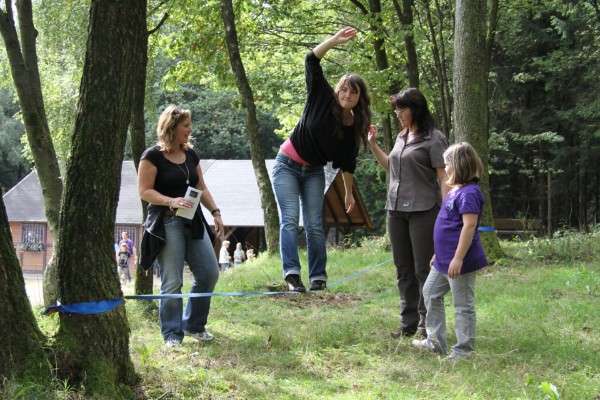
left=35, top=234, right=600, bottom=399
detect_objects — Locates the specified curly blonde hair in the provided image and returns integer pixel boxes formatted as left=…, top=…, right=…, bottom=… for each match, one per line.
left=156, top=105, right=193, bottom=152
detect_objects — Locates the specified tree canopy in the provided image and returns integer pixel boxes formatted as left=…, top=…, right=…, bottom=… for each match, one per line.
left=1, top=0, right=599, bottom=232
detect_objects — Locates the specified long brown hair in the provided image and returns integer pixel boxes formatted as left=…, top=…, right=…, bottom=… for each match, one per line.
left=332, top=73, right=372, bottom=150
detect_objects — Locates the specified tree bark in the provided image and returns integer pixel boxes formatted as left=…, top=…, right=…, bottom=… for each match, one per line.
left=421, top=0, right=452, bottom=136
left=0, top=1, right=63, bottom=305
left=453, top=0, right=503, bottom=260
left=220, top=0, right=279, bottom=254
left=350, top=0, right=400, bottom=153
left=53, top=1, right=146, bottom=394
left=0, top=193, right=51, bottom=386
left=395, top=0, right=420, bottom=88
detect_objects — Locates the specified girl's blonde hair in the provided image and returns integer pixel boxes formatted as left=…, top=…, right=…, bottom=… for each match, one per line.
left=444, top=142, right=483, bottom=186
left=156, top=105, right=193, bottom=152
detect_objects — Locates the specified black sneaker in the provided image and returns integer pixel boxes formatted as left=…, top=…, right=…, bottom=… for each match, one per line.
left=309, top=280, right=327, bottom=291
left=285, top=274, right=306, bottom=292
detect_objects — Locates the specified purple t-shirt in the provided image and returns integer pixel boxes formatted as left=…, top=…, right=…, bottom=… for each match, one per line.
left=433, top=183, right=488, bottom=275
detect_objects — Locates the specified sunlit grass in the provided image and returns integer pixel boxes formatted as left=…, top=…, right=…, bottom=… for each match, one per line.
left=26, top=233, right=600, bottom=399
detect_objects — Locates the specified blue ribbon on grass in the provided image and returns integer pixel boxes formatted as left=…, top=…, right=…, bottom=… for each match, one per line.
left=42, top=258, right=393, bottom=314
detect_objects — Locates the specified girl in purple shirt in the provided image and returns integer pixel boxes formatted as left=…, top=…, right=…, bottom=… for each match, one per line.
left=413, top=142, right=488, bottom=360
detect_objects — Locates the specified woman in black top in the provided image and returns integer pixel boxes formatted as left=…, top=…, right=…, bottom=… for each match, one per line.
left=273, top=27, right=372, bottom=292
left=138, top=105, right=223, bottom=348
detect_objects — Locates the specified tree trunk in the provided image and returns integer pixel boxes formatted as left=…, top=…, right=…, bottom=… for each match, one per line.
left=130, top=17, right=153, bottom=298
left=421, top=0, right=452, bottom=136
left=53, top=1, right=145, bottom=394
left=221, top=0, right=279, bottom=254
left=399, top=0, right=420, bottom=88
left=547, top=171, right=552, bottom=236
left=0, top=0, right=63, bottom=306
left=349, top=0, right=401, bottom=152
left=0, top=193, right=51, bottom=386
left=453, top=0, right=503, bottom=261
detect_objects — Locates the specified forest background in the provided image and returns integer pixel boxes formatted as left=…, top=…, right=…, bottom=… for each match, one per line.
left=1, top=0, right=598, bottom=236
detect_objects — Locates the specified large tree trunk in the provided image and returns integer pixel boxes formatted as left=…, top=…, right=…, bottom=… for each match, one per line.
left=0, top=0, right=63, bottom=306
left=53, top=1, right=145, bottom=394
left=0, top=193, right=51, bottom=387
left=453, top=0, right=503, bottom=261
left=221, top=0, right=279, bottom=254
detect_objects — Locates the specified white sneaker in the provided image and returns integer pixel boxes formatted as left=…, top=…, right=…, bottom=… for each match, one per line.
left=184, top=330, right=214, bottom=342
left=413, top=338, right=444, bottom=354
left=165, top=339, right=182, bottom=348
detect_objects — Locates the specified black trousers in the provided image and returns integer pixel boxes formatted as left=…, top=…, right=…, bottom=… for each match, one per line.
left=387, top=206, right=439, bottom=333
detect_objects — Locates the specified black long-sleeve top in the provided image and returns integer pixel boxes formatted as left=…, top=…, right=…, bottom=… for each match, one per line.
left=289, top=51, right=358, bottom=174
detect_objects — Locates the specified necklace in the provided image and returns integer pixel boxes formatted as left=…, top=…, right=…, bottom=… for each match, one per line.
left=176, top=162, right=190, bottom=185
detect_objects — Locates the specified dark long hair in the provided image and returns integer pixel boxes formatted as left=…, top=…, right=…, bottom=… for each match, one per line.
left=332, top=73, right=372, bottom=150
left=393, top=88, right=435, bottom=137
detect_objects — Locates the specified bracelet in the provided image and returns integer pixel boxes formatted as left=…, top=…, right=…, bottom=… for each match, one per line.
left=211, top=208, right=221, bottom=216
left=168, top=199, right=174, bottom=211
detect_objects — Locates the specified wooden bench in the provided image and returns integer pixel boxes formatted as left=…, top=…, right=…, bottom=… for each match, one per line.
left=493, top=218, right=542, bottom=238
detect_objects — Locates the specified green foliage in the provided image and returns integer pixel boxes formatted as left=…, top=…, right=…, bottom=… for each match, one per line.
left=0, top=88, right=30, bottom=191
left=489, top=0, right=600, bottom=227
left=25, top=233, right=600, bottom=398
left=503, top=227, right=600, bottom=266
left=349, top=152, right=389, bottom=239
left=31, top=0, right=88, bottom=163
left=149, top=84, right=283, bottom=159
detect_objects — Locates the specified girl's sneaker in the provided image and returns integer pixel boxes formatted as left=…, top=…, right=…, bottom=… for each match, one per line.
left=412, top=339, right=444, bottom=354
left=165, top=339, right=182, bottom=348
left=184, top=330, right=214, bottom=342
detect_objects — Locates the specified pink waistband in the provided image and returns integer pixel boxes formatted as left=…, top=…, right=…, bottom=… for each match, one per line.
left=279, top=139, right=309, bottom=165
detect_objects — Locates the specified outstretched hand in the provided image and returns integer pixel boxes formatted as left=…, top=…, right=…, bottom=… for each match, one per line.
left=332, top=27, right=357, bottom=45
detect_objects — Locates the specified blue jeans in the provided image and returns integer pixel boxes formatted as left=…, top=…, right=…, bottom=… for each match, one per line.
left=157, top=216, right=220, bottom=342
left=272, top=153, right=327, bottom=282
left=423, top=268, right=477, bottom=356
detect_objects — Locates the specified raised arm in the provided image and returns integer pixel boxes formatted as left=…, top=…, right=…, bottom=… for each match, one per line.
left=368, top=125, right=390, bottom=173
left=313, top=27, right=357, bottom=59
